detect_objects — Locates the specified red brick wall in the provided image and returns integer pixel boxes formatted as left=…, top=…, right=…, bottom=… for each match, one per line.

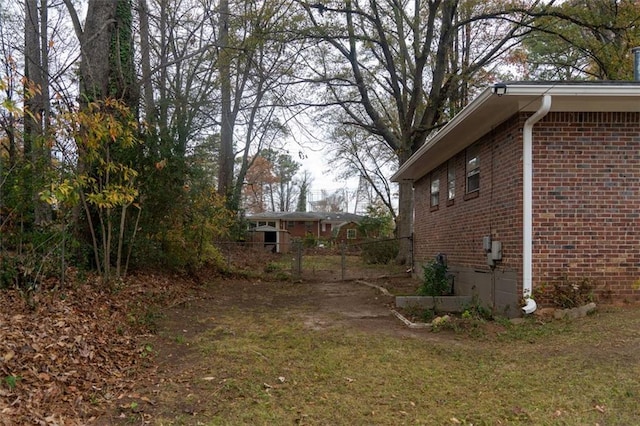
left=285, top=221, right=335, bottom=240
left=413, top=115, right=523, bottom=274
left=413, top=111, right=640, bottom=304
left=286, top=221, right=320, bottom=239
left=533, top=111, right=640, bottom=302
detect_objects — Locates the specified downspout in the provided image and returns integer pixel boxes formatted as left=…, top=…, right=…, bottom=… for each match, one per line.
left=522, top=94, right=552, bottom=315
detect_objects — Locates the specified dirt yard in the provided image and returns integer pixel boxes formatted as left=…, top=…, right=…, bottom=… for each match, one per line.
left=93, top=274, right=445, bottom=424
left=95, top=273, right=640, bottom=425
left=3, top=251, right=639, bottom=425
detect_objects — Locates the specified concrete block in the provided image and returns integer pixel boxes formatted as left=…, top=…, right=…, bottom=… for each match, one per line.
left=395, top=295, right=473, bottom=313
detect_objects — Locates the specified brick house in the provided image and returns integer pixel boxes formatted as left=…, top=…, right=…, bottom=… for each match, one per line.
left=392, top=82, right=640, bottom=317
left=246, top=211, right=364, bottom=244
left=333, top=221, right=361, bottom=245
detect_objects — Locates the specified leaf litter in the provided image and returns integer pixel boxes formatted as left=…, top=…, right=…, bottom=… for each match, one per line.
left=0, top=269, right=201, bottom=425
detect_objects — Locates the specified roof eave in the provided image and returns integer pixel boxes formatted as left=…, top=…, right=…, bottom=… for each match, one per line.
left=392, top=82, right=640, bottom=183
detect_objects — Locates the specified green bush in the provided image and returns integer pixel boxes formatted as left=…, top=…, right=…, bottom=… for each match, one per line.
left=360, top=239, right=399, bottom=264
left=418, top=260, right=450, bottom=297
left=303, top=233, right=317, bottom=248
left=162, top=229, right=226, bottom=273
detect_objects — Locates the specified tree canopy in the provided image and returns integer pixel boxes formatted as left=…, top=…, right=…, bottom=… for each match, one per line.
left=2, top=0, right=638, bottom=287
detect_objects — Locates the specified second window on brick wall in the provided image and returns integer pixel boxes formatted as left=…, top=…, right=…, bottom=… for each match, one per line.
left=447, top=160, right=455, bottom=201
left=430, top=175, right=440, bottom=207
left=466, top=144, right=480, bottom=193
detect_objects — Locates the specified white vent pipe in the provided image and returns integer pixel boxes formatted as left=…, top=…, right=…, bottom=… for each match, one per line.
left=522, top=95, right=552, bottom=315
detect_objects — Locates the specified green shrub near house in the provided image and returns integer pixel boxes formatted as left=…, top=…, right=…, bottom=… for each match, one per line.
left=360, top=238, right=399, bottom=264
left=418, top=260, right=450, bottom=297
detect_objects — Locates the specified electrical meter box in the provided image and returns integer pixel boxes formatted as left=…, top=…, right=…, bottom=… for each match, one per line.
left=491, top=241, right=502, bottom=260
left=482, top=236, right=492, bottom=251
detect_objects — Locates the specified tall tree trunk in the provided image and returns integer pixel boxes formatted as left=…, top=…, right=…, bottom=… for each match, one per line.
left=158, top=0, right=169, bottom=143
left=24, top=0, right=51, bottom=226
left=137, top=0, right=156, bottom=127
left=79, top=0, right=118, bottom=101
left=63, top=0, right=137, bottom=279
left=24, top=0, right=40, bottom=157
left=217, top=0, right=234, bottom=201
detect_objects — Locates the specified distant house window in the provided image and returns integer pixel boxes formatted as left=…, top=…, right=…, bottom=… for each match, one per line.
left=268, top=221, right=276, bottom=227
left=287, top=221, right=295, bottom=229
left=430, top=175, right=440, bottom=207
left=346, top=229, right=357, bottom=239
left=447, top=160, right=455, bottom=200
left=466, top=144, right=480, bottom=193
left=305, top=221, right=313, bottom=232
left=258, top=221, right=266, bottom=227
left=321, top=223, right=326, bottom=232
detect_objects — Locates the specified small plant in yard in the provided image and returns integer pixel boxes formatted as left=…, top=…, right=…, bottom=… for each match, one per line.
left=547, top=276, right=596, bottom=308
left=264, top=262, right=281, bottom=273
left=303, top=233, right=317, bottom=248
left=418, top=259, right=450, bottom=313
left=461, top=297, right=493, bottom=321
left=4, top=375, right=21, bottom=390
left=402, top=305, right=435, bottom=323
left=420, top=307, right=436, bottom=323
left=139, top=344, right=154, bottom=358
left=418, top=260, right=450, bottom=297
left=431, top=315, right=457, bottom=332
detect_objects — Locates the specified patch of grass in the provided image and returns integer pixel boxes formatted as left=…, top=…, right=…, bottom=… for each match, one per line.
left=4, top=375, right=21, bottom=390
left=128, top=306, right=164, bottom=333
left=300, top=254, right=407, bottom=278
left=496, top=316, right=574, bottom=342
left=139, top=343, right=154, bottom=358
left=147, top=306, right=640, bottom=425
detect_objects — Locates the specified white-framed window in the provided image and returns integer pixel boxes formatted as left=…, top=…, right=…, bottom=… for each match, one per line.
left=430, top=175, right=440, bottom=207
left=447, top=160, right=455, bottom=200
left=466, top=144, right=480, bottom=193
left=346, top=228, right=357, bottom=239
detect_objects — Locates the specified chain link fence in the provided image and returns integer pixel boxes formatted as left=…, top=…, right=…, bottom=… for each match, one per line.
left=215, top=237, right=413, bottom=282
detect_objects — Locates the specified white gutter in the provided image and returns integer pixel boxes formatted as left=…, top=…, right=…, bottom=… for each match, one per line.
left=522, top=94, right=552, bottom=315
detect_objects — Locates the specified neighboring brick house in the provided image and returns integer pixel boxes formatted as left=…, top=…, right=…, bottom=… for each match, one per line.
left=333, top=221, right=361, bottom=245
left=392, top=82, right=640, bottom=317
left=246, top=211, right=364, bottom=242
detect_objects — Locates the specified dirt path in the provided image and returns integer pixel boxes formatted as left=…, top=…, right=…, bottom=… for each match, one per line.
left=96, top=276, right=427, bottom=424
left=95, top=275, right=640, bottom=425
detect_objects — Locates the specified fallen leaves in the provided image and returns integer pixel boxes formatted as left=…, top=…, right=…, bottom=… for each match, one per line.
left=0, top=270, right=200, bottom=425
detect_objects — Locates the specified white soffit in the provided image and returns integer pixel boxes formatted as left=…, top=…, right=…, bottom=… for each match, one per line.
left=392, top=83, right=640, bottom=182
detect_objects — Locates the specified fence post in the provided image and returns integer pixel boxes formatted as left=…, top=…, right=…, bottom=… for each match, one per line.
left=292, top=241, right=302, bottom=280
left=341, top=243, right=346, bottom=281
